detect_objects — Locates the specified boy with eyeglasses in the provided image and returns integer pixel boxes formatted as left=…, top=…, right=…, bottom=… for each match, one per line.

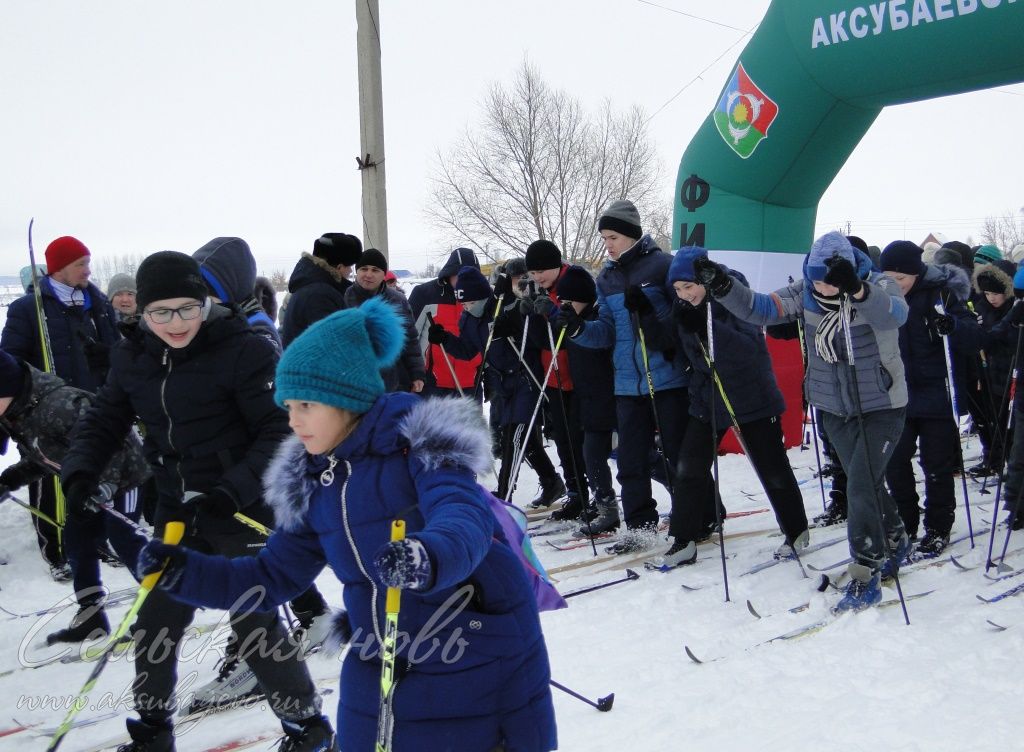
left=61, top=251, right=333, bottom=752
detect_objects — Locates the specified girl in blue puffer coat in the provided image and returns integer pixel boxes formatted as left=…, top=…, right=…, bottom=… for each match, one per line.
left=138, top=297, right=557, bottom=752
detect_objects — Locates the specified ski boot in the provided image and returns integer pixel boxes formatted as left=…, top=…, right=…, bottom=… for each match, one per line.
left=117, top=717, right=175, bottom=752
left=47, top=602, right=109, bottom=645
left=651, top=540, right=697, bottom=568
left=550, top=489, right=586, bottom=522
left=605, top=522, right=658, bottom=555
left=185, top=642, right=259, bottom=715
left=915, top=529, right=950, bottom=557
left=834, top=563, right=882, bottom=613
left=49, top=561, right=72, bottom=583
left=528, top=476, right=566, bottom=510
left=573, top=492, right=619, bottom=538
left=773, top=529, right=810, bottom=560
left=278, top=714, right=338, bottom=752
left=812, top=490, right=847, bottom=527
left=97, top=540, right=124, bottom=567
left=291, top=607, right=334, bottom=656
left=879, top=532, right=912, bottom=581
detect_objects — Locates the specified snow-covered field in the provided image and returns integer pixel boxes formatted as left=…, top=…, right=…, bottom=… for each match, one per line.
left=0, top=300, right=1021, bottom=751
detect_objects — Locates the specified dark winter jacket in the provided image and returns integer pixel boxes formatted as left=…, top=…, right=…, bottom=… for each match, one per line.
left=408, top=249, right=481, bottom=391
left=0, top=362, right=150, bottom=492
left=61, top=306, right=288, bottom=514
left=570, top=235, right=689, bottom=396
left=717, top=248, right=909, bottom=418
left=1, top=277, right=119, bottom=393
left=164, top=394, right=557, bottom=752
left=972, top=261, right=1017, bottom=400
left=445, top=295, right=543, bottom=427
left=896, top=263, right=981, bottom=418
left=662, top=269, right=785, bottom=426
left=343, top=282, right=426, bottom=391
left=281, top=253, right=351, bottom=348
left=564, top=303, right=616, bottom=432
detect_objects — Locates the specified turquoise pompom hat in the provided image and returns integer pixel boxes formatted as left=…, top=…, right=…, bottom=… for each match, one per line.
left=275, top=297, right=405, bottom=413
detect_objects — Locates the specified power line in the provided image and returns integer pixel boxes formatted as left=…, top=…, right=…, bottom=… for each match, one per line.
left=635, top=0, right=750, bottom=32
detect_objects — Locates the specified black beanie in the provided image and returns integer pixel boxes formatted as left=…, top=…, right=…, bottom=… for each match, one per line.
left=597, top=199, right=642, bottom=240
left=880, top=240, right=926, bottom=277
left=846, top=235, right=869, bottom=254
left=0, top=348, right=25, bottom=400
left=313, top=233, right=363, bottom=267
left=525, top=240, right=562, bottom=272
left=136, top=251, right=208, bottom=311
left=555, top=265, right=597, bottom=305
left=356, top=248, right=388, bottom=273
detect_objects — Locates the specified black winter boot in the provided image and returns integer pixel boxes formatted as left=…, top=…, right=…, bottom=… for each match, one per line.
left=574, top=492, right=619, bottom=537
left=812, top=490, right=847, bottom=527
left=528, top=476, right=566, bottom=509
left=117, top=718, right=174, bottom=752
left=46, top=603, right=109, bottom=645
left=550, top=490, right=585, bottom=521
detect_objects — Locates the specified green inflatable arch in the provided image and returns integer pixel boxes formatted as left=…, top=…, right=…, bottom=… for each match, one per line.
left=674, top=0, right=1024, bottom=286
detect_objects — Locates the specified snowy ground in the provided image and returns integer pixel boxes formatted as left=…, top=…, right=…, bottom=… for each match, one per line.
left=0, top=434, right=1019, bottom=751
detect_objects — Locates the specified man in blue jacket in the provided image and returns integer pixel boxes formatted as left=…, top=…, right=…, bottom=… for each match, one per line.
left=1, top=235, right=119, bottom=580
left=558, top=200, right=690, bottom=552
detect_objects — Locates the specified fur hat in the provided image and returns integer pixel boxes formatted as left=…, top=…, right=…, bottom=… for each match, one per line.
left=973, top=260, right=1016, bottom=297
left=274, top=297, right=404, bottom=414
left=313, top=233, right=363, bottom=268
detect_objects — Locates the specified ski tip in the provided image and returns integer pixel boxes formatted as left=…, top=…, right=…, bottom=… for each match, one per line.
left=949, top=555, right=971, bottom=571
left=684, top=645, right=704, bottom=664
left=745, top=599, right=762, bottom=619
left=680, top=583, right=701, bottom=591
left=596, top=693, right=615, bottom=712
left=976, top=594, right=992, bottom=604
left=986, top=619, right=1008, bottom=631
left=625, top=569, right=640, bottom=580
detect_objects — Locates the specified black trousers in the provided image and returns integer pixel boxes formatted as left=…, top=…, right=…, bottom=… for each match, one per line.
left=671, top=415, right=808, bottom=544
left=885, top=415, right=958, bottom=537
left=29, top=476, right=64, bottom=566
left=583, top=430, right=614, bottom=498
left=496, top=422, right=558, bottom=500
left=543, top=388, right=587, bottom=497
left=130, top=511, right=320, bottom=725
left=615, top=389, right=688, bottom=530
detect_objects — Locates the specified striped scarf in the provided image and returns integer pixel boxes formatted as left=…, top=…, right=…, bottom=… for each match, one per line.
left=811, top=291, right=843, bottom=364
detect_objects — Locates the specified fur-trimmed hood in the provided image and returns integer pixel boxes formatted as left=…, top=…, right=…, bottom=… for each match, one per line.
left=263, top=394, right=491, bottom=531
left=972, top=260, right=1016, bottom=298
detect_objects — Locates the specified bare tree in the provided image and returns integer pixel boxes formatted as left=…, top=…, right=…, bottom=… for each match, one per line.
left=269, top=269, right=288, bottom=291
left=429, top=60, right=665, bottom=266
left=981, top=209, right=1024, bottom=253
left=91, top=253, right=146, bottom=292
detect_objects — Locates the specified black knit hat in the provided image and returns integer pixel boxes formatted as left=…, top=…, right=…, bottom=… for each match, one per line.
left=313, top=233, right=362, bottom=268
left=356, top=248, right=388, bottom=273
left=846, top=235, right=869, bottom=254
left=880, top=240, right=926, bottom=277
left=136, top=251, right=208, bottom=311
left=598, top=199, right=642, bottom=241
left=525, top=240, right=562, bottom=272
left=555, top=265, right=596, bottom=305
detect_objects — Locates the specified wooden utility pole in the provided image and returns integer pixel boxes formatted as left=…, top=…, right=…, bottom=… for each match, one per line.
left=355, top=0, right=389, bottom=258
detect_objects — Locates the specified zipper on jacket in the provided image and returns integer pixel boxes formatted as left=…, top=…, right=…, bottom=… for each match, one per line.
left=338, top=458, right=383, bottom=646
left=159, top=349, right=185, bottom=502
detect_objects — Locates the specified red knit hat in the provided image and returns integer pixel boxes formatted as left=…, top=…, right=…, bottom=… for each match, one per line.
left=44, top=236, right=90, bottom=273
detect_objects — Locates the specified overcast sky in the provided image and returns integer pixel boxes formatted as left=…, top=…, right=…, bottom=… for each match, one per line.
left=3, top=1, right=1022, bottom=280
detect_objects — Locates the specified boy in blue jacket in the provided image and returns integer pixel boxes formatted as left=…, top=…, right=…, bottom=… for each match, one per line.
left=138, top=298, right=558, bottom=752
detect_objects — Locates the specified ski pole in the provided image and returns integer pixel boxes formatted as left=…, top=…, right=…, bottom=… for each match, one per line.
left=703, top=305, right=731, bottom=602
left=505, top=328, right=566, bottom=503
left=375, top=519, right=405, bottom=752
left=470, top=297, right=504, bottom=399
left=985, top=326, right=1022, bottom=571
left=425, top=312, right=464, bottom=398
left=0, top=488, right=61, bottom=528
left=631, top=312, right=677, bottom=500
left=936, top=300, right=974, bottom=548
left=45, top=521, right=186, bottom=752
left=549, top=679, right=614, bottom=712
left=796, top=318, right=829, bottom=512
left=234, top=512, right=273, bottom=537
left=562, top=569, right=640, bottom=599
left=839, top=294, right=910, bottom=625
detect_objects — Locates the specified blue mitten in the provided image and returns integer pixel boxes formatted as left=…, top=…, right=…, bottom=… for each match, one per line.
left=373, top=538, right=434, bottom=591
left=134, top=539, right=187, bottom=591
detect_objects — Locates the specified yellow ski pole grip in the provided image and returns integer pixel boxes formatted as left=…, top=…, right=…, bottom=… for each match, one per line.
left=140, top=520, right=186, bottom=592
left=385, top=520, right=405, bottom=613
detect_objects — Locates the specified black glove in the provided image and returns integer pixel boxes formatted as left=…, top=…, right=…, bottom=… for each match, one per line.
left=0, top=464, right=36, bottom=492
left=532, top=295, right=556, bottom=318
left=692, top=256, right=733, bottom=298
left=427, top=323, right=449, bottom=346
left=373, top=538, right=435, bottom=590
left=823, top=256, right=863, bottom=297
left=63, top=476, right=99, bottom=516
left=623, top=286, right=654, bottom=316
left=191, top=489, right=238, bottom=520
left=491, top=312, right=519, bottom=339
left=673, top=301, right=706, bottom=334
left=932, top=313, right=956, bottom=336
left=492, top=273, right=512, bottom=298
left=79, top=335, right=110, bottom=371
left=555, top=303, right=585, bottom=338
left=134, top=539, right=188, bottom=591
